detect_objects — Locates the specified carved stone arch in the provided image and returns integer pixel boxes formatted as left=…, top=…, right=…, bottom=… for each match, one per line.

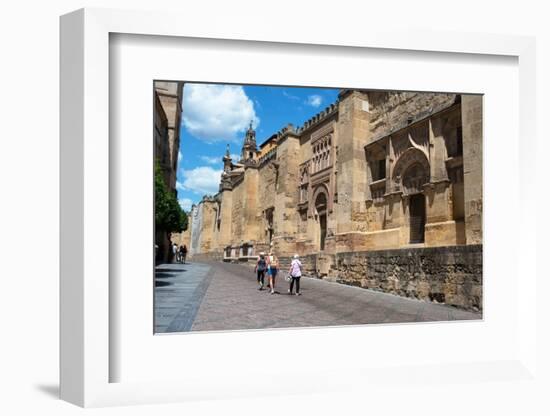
left=311, top=184, right=330, bottom=216
left=392, top=148, right=430, bottom=194
left=402, top=163, right=429, bottom=195
left=315, top=192, right=327, bottom=213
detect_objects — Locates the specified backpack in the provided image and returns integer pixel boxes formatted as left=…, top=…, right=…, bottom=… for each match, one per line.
left=257, top=257, right=266, bottom=272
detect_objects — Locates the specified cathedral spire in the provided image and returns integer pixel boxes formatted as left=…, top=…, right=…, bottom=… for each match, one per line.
left=241, top=120, right=257, bottom=161
left=223, top=143, right=232, bottom=172
left=244, top=120, right=256, bottom=146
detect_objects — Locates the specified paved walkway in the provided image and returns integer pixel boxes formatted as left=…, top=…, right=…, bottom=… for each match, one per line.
left=154, top=261, right=481, bottom=333
left=154, top=263, right=212, bottom=332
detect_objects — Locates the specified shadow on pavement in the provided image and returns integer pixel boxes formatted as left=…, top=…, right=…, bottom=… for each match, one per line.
left=155, top=280, right=174, bottom=287
left=155, top=272, right=182, bottom=279
left=156, top=267, right=188, bottom=273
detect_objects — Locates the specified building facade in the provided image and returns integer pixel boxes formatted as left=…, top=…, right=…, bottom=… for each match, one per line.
left=186, top=90, right=483, bottom=311
left=154, top=81, right=184, bottom=262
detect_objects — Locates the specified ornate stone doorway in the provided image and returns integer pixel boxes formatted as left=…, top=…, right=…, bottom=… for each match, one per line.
left=315, top=192, right=328, bottom=251
left=395, top=156, right=429, bottom=245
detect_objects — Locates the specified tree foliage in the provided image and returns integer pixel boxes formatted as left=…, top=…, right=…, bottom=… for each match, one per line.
left=155, top=160, right=188, bottom=233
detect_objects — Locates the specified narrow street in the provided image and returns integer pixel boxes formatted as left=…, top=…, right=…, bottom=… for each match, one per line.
left=154, top=260, right=481, bottom=333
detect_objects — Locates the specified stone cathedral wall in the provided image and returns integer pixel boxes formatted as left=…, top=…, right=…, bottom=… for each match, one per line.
left=334, top=245, right=482, bottom=311
left=190, top=204, right=203, bottom=256
left=277, top=244, right=482, bottom=312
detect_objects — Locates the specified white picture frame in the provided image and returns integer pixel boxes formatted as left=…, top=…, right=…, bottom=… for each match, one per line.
left=60, top=8, right=538, bottom=408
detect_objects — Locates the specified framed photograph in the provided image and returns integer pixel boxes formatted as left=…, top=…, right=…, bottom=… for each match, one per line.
left=152, top=80, right=482, bottom=335
left=60, top=8, right=538, bottom=408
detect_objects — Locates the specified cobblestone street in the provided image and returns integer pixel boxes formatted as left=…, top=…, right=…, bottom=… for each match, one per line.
left=154, top=261, right=481, bottom=333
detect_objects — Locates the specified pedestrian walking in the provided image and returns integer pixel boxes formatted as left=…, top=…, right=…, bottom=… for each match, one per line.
left=288, top=254, right=302, bottom=296
left=181, top=244, right=188, bottom=264
left=266, top=251, right=279, bottom=294
left=171, top=242, right=178, bottom=263
left=255, top=252, right=267, bottom=290
left=178, top=245, right=185, bottom=263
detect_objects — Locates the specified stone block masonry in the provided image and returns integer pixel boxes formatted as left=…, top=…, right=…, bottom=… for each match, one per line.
left=334, top=245, right=482, bottom=312
left=226, top=246, right=481, bottom=312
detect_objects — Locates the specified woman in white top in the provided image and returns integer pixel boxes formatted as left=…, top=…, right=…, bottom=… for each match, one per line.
left=288, top=254, right=302, bottom=296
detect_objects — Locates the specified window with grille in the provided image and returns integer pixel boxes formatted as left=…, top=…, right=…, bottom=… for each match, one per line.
left=311, top=135, right=331, bottom=174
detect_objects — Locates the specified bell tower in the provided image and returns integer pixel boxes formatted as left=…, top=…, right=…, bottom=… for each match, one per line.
left=240, top=121, right=257, bottom=162
left=223, top=143, right=232, bottom=172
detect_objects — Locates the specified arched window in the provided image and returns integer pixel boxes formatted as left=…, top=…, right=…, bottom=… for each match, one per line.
left=311, top=135, right=333, bottom=173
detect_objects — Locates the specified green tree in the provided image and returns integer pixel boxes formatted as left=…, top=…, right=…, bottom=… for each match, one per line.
left=155, top=160, right=188, bottom=233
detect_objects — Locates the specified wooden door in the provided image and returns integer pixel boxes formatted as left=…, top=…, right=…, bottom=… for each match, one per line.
left=319, top=213, right=327, bottom=251
left=409, top=194, right=426, bottom=243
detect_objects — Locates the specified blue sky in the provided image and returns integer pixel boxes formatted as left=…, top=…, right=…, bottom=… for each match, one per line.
left=176, top=83, right=339, bottom=212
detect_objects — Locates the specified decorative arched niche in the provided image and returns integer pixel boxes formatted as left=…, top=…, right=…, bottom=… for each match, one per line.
left=392, top=148, right=430, bottom=195
left=312, top=184, right=329, bottom=215
left=310, top=183, right=331, bottom=215
left=311, top=185, right=329, bottom=251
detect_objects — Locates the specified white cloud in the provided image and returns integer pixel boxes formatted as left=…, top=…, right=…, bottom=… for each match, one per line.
left=178, top=166, right=222, bottom=195
left=200, top=155, right=221, bottom=165
left=306, top=94, right=323, bottom=107
left=283, top=90, right=299, bottom=100
left=182, top=83, right=259, bottom=142
left=178, top=198, right=194, bottom=212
